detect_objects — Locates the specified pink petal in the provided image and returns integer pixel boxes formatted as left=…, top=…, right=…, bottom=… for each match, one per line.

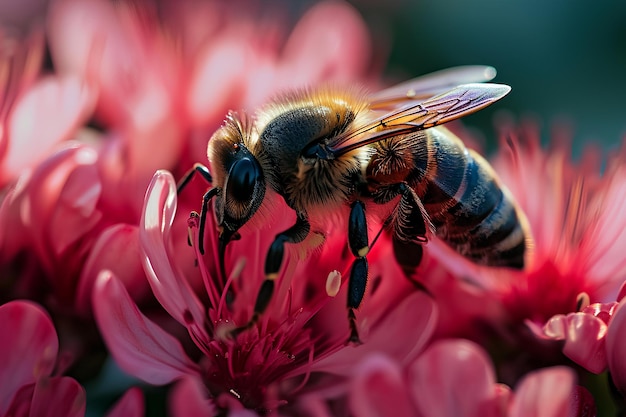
left=618, top=280, right=626, bottom=301
left=229, top=409, right=262, bottom=417
left=3, top=75, right=95, bottom=179
left=359, top=291, right=437, bottom=363
left=169, top=376, right=217, bottom=417
left=140, top=170, right=209, bottom=339
left=570, top=385, right=597, bottom=417
left=309, top=291, right=437, bottom=375
left=187, top=36, right=250, bottom=125
left=47, top=0, right=113, bottom=77
left=124, top=116, right=184, bottom=178
left=580, top=302, right=618, bottom=325
left=76, top=223, right=149, bottom=317
left=541, top=313, right=607, bottom=373
left=493, top=384, right=513, bottom=416
left=349, top=354, right=417, bottom=417
left=48, top=0, right=142, bottom=115
left=582, top=165, right=626, bottom=298
left=0, top=301, right=58, bottom=415
left=509, top=367, right=576, bottom=417
left=29, top=376, right=86, bottom=417
left=48, top=146, right=102, bottom=256
left=0, top=0, right=48, bottom=27
left=0, top=144, right=101, bottom=273
left=105, top=387, right=144, bottom=417
left=93, top=270, right=201, bottom=385
left=607, top=297, right=626, bottom=396
left=281, top=1, right=371, bottom=85
left=48, top=0, right=184, bottom=174
left=409, top=339, right=500, bottom=417
left=0, top=183, right=30, bottom=264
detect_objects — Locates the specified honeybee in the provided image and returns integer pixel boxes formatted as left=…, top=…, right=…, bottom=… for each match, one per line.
left=179, top=66, right=530, bottom=343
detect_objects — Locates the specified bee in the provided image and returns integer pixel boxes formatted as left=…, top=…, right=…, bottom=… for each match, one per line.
left=179, top=66, right=530, bottom=343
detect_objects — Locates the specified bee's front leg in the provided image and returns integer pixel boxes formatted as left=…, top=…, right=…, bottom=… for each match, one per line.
left=347, top=200, right=369, bottom=345
left=231, top=212, right=310, bottom=337
left=177, top=163, right=217, bottom=255
left=176, top=163, right=213, bottom=193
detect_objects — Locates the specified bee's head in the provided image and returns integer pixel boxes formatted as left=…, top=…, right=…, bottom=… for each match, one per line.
left=208, top=114, right=266, bottom=243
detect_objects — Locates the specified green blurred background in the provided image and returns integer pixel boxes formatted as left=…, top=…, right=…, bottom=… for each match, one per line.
left=6, top=0, right=625, bottom=154
left=359, top=0, right=626, bottom=154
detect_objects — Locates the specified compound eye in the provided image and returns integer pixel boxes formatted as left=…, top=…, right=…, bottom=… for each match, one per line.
left=228, top=157, right=260, bottom=202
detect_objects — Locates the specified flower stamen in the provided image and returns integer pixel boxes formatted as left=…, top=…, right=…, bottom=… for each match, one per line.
left=217, top=257, right=246, bottom=320
left=290, top=343, right=315, bottom=394
left=229, top=388, right=241, bottom=399
left=576, top=292, right=590, bottom=311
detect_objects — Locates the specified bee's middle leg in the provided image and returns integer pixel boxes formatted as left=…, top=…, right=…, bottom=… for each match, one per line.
left=231, top=212, right=310, bottom=337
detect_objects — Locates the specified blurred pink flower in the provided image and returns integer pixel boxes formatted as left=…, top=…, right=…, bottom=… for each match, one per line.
left=0, top=28, right=94, bottom=187
left=0, top=299, right=144, bottom=417
left=433, top=123, right=626, bottom=378
left=46, top=0, right=373, bottom=183
left=396, top=121, right=626, bottom=409
left=349, top=339, right=594, bottom=417
left=606, top=290, right=626, bottom=399
left=530, top=301, right=617, bottom=374
left=0, top=0, right=49, bottom=29
left=0, top=142, right=150, bottom=319
left=93, top=170, right=437, bottom=415
left=0, top=300, right=85, bottom=417
left=529, top=282, right=626, bottom=401
left=491, top=122, right=626, bottom=323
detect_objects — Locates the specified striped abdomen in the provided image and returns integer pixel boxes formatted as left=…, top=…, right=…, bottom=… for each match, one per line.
left=413, top=128, right=528, bottom=268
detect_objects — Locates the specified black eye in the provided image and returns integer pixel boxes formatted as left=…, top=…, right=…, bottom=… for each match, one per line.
left=228, top=157, right=260, bottom=202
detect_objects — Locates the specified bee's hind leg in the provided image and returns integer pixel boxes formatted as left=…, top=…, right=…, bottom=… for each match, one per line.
left=390, top=183, right=432, bottom=291
left=346, top=200, right=370, bottom=345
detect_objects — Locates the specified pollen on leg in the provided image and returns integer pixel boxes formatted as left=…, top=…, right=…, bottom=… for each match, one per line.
left=188, top=211, right=200, bottom=228
left=187, top=212, right=200, bottom=248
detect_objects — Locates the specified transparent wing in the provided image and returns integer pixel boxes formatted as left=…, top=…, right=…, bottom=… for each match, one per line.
left=329, top=83, right=511, bottom=157
left=369, top=66, right=498, bottom=110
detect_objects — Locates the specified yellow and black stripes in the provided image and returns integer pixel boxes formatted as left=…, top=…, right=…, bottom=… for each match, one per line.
left=369, top=127, right=527, bottom=269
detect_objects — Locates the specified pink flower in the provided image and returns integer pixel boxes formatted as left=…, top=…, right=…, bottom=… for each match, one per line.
left=93, top=170, right=437, bottom=415
left=435, top=123, right=626, bottom=377
left=349, top=339, right=594, bottom=417
left=46, top=0, right=373, bottom=182
left=0, top=300, right=85, bottom=417
left=530, top=283, right=626, bottom=400
left=414, top=121, right=626, bottom=409
left=0, top=143, right=150, bottom=317
left=0, top=28, right=94, bottom=187
left=529, top=300, right=617, bottom=374
left=0, top=299, right=144, bottom=417
left=606, top=290, right=626, bottom=398
left=491, top=122, right=626, bottom=323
